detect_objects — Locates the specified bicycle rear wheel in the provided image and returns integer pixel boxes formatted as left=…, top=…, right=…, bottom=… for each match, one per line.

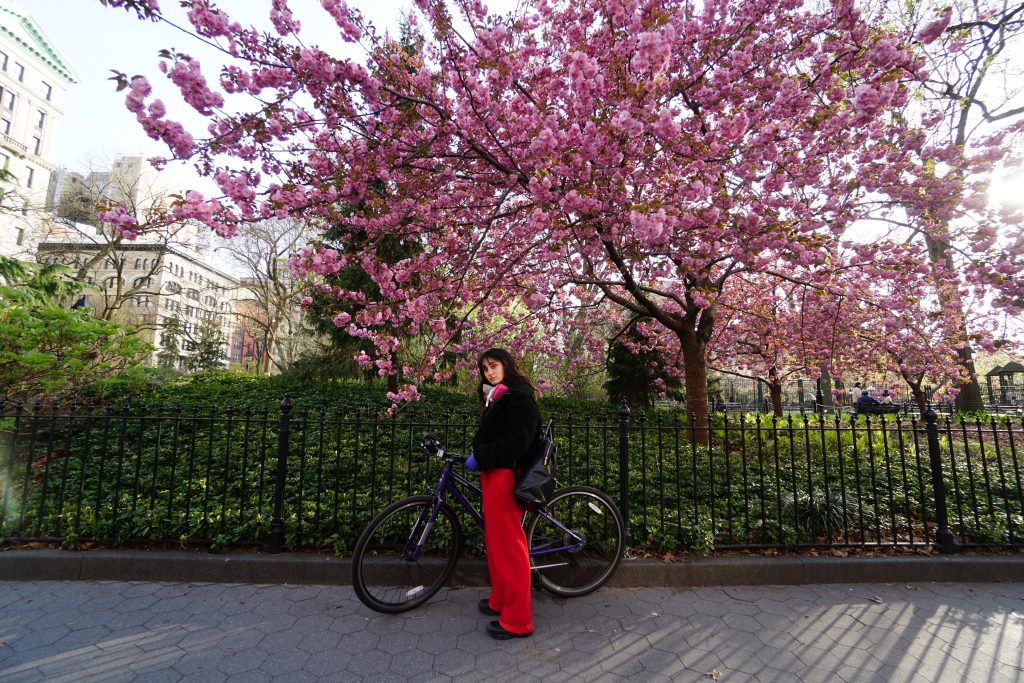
left=351, top=495, right=462, bottom=613
left=525, top=485, right=625, bottom=597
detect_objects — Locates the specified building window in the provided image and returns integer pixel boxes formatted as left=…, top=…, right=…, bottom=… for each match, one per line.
left=0, top=151, right=8, bottom=169
left=0, top=51, right=7, bottom=70
left=16, top=227, right=24, bottom=246
left=32, top=136, right=41, bottom=155
left=36, top=110, right=45, bottom=129
left=42, top=82, right=52, bottom=101
left=2, top=90, right=14, bottom=110
left=25, top=166, right=33, bottom=188
left=0, top=117, right=9, bottom=135
left=14, top=63, right=24, bottom=81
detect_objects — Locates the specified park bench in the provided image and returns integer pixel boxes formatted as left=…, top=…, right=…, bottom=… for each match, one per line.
left=852, top=402, right=906, bottom=417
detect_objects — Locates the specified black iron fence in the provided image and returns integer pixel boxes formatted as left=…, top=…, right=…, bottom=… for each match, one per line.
left=715, top=376, right=1024, bottom=413
left=1, top=400, right=1022, bottom=554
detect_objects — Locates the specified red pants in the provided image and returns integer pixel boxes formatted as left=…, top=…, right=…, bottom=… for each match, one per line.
left=480, top=468, right=533, bottom=634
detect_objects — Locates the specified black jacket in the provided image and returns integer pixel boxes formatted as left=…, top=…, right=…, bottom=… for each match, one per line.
left=471, top=381, right=541, bottom=471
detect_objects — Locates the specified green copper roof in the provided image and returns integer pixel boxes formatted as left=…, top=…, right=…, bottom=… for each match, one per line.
left=0, top=1, right=78, bottom=84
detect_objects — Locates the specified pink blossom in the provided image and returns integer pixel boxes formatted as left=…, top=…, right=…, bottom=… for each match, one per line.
left=917, top=7, right=952, bottom=45
left=867, top=39, right=902, bottom=68
left=853, top=84, right=883, bottom=115
left=167, top=57, right=224, bottom=115
left=187, top=2, right=232, bottom=38
left=630, top=30, right=673, bottom=75
left=124, top=77, right=151, bottom=114
left=320, top=0, right=361, bottom=41
left=270, top=0, right=301, bottom=35
left=99, top=207, right=140, bottom=240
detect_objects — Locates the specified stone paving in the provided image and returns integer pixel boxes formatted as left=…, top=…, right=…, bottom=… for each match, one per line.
left=0, top=580, right=1022, bottom=682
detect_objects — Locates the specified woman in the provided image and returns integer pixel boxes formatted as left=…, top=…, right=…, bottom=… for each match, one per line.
left=464, top=348, right=540, bottom=639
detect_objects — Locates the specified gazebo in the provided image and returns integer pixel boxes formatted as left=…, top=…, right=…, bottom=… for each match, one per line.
left=986, top=361, right=1024, bottom=405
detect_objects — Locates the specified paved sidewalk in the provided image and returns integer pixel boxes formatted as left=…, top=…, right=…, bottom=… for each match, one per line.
left=1, top=580, right=1022, bottom=682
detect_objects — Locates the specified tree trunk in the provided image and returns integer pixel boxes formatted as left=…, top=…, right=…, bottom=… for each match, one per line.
left=387, top=350, right=400, bottom=394
left=910, top=384, right=928, bottom=415
left=818, top=365, right=833, bottom=408
left=924, top=208, right=983, bottom=413
left=902, top=371, right=929, bottom=415
left=260, top=327, right=275, bottom=375
left=953, top=345, right=984, bottom=413
left=769, top=381, right=784, bottom=417
left=679, top=335, right=710, bottom=445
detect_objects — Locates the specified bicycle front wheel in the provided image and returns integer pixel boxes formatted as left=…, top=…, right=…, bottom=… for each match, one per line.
left=525, top=485, right=625, bottom=597
left=351, top=495, right=463, bottom=613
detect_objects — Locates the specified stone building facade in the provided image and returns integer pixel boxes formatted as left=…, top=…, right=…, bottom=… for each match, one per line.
left=37, top=237, right=239, bottom=370
left=0, top=1, right=76, bottom=259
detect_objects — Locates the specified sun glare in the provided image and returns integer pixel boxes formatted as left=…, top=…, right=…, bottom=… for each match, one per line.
left=988, top=167, right=1024, bottom=212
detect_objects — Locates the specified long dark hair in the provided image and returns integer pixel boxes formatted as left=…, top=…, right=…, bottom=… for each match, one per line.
left=476, top=348, right=536, bottom=406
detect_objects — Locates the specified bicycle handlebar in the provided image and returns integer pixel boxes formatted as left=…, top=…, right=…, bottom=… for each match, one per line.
left=420, top=432, right=469, bottom=465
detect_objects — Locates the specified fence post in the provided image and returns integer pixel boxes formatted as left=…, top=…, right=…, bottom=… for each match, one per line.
left=618, top=400, right=631, bottom=546
left=924, top=409, right=957, bottom=554
left=268, top=395, right=293, bottom=554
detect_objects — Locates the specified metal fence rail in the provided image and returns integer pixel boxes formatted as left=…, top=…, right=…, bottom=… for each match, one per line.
left=1, top=401, right=1021, bottom=553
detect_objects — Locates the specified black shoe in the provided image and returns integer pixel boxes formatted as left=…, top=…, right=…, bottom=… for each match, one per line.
left=487, top=620, right=532, bottom=640
left=478, top=599, right=499, bottom=616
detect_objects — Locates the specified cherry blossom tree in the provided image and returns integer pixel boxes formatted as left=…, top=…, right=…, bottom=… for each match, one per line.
left=868, top=1, right=1024, bottom=410
left=709, top=276, right=834, bottom=417
left=98, top=0, right=1018, bottom=439
left=827, top=251, right=981, bottom=414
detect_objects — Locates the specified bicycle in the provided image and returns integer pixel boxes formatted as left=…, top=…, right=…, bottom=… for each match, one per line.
left=351, top=433, right=626, bottom=614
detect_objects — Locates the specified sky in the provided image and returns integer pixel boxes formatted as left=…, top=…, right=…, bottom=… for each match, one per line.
left=22, top=0, right=426, bottom=172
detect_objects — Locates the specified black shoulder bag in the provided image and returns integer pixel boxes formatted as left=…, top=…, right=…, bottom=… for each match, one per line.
left=515, top=419, right=557, bottom=511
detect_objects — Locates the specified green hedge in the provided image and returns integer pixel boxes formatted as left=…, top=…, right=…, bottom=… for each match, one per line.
left=3, top=372, right=1022, bottom=555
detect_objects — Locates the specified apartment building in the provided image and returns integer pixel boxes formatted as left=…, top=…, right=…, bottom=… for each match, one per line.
left=37, top=234, right=239, bottom=369
left=0, top=0, right=76, bottom=258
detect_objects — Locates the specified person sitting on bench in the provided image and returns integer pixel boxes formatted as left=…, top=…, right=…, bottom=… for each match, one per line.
left=856, top=390, right=881, bottom=407
left=879, top=389, right=894, bottom=405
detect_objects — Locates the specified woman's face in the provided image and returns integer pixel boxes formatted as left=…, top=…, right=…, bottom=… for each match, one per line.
left=482, top=357, right=505, bottom=386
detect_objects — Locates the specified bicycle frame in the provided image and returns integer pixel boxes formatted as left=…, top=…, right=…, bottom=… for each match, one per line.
left=405, top=456, right=585, bottom=569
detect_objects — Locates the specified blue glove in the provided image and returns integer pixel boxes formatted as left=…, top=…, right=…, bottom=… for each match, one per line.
left=464, top=453, right=478, bottom=471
